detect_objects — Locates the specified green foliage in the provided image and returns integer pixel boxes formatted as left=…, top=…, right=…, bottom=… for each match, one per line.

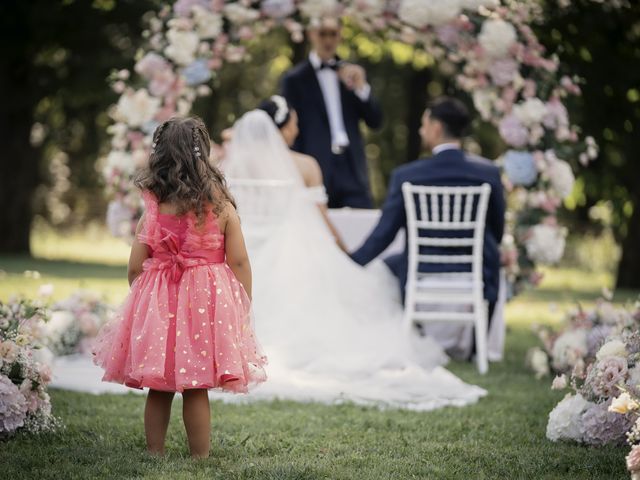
left=535, top=2, right=640, bottom=236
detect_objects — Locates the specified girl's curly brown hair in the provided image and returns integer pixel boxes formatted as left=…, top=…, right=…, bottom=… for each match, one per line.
left=135, top=116, right=235, bottom=222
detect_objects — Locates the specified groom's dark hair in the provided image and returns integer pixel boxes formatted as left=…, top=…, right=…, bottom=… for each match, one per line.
left=427, top=97, right=471, bottom=139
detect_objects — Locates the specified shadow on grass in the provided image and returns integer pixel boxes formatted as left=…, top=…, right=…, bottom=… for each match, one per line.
left=0, top=255, right=126, bottom=280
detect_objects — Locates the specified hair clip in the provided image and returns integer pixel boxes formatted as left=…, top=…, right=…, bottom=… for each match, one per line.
left=271, top=95, right=289, bottom=125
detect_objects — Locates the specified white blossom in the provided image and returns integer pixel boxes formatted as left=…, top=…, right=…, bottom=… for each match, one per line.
left=114, top=89, right=161, bottom=128
left=546, top=393, right=591, bottom=442
left=164, top=28, right=199, bottom=65
left=547, top=159, right=575, bottom=199
left=478, top=19, right=518, bottom=58
left=261, top=0, right=297, bottom=18
left=526, top=224, right=566, bottom=265
left=192, top=6, right=223, bottom=39
left=398, top=0, right=462, bottom=28
left=472, top=88, right=497, bottom=121
left=223, top=3, right=260, bottom=24
left=513, top=98, right=548, bottom=126
left=596, top=339, right=628, bottom=361
left=299, top=0, right=340, bottom=19
left=551, top=329, right=588, bottom=371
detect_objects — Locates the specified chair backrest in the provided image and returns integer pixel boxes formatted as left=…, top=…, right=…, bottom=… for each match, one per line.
left=401, top=182, right=492, bottom=305
left=228, top=179, right=296, bottom=251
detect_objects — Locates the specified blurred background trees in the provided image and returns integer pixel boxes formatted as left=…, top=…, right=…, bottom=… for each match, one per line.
left=1, top=0, right=638, bottom=287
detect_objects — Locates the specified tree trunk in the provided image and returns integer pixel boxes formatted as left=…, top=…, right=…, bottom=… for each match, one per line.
left=616, top=199, right=640, bottom=289
left=406, top=67, right=431, bottom=162
left=0, top=1, right=38, bottom=254
left=0, top=114, right=39, bottom=254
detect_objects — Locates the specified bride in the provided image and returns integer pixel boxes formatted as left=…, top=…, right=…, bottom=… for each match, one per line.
left=220, top=97, right=487, bottom=410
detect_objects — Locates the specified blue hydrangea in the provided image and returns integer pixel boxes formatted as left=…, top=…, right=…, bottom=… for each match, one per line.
left=503, top=150, right=538, bottom=186
left=181, top=59, right=211, bottom=86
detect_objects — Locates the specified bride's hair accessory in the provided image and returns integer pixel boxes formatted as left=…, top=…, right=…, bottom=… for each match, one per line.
left=271, top=95, right=289, bottom=126
left=257, top=95, right=292, bottom=129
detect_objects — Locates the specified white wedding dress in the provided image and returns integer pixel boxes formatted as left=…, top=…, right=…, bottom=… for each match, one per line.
left=49, top=111, right=486, bottom=410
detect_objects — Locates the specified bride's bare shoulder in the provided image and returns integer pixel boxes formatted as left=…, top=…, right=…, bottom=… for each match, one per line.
left=291, top=152, right=323, bottom=187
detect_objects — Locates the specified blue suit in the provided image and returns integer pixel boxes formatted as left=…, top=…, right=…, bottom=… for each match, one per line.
left=280, top=59, right=383, bottom=208
left=351, top=149, right=505, bottom=303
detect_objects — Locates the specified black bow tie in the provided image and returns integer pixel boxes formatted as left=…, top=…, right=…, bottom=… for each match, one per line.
left=317, top=61, right=338, bottom=71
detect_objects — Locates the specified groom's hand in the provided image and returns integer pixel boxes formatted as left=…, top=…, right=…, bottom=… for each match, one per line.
left=338, top=63, right=367, bottom=91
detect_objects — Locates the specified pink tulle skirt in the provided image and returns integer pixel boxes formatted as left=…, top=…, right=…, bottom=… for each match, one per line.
left=92, top=263, right=267, bottom=393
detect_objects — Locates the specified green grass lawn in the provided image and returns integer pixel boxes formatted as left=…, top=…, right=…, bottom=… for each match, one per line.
left=0, top=228, right=635, bottom=479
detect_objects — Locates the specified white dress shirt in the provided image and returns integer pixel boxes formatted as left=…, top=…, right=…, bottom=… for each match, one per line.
left=432, top=142, right=462, bottom=155
left=309, top=52, right=371, bottom=150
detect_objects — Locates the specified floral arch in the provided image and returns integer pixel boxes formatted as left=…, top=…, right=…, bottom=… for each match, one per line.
left=102, top=0, right=600, bottom=293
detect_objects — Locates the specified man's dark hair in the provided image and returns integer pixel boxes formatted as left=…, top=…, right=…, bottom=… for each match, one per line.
left=427, top=97, right=472, bottom=139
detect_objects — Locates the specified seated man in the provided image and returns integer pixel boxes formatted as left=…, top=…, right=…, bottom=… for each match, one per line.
left=350, top=97, right=505, bottom=325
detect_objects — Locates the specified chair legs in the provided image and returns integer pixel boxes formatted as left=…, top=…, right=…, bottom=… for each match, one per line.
left=405, top=305, right=490, bottom=375
left=475, top=301, right=489, bottom=374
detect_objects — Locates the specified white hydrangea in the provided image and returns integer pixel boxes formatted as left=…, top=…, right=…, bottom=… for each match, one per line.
left=527, top=347, right=550, bottom=379
left=459, top=0, right=499, bottom=9
left=472, top=88, right=497, bottom=121
left=526, top=224, right=566, bottom=265
left=192, top=6, right=223, bottom=39
left=42, top=311, right=75, bottom=341
left=114, top=88, right=161, bottom=128
left=107, top=122, right=129, bottom=150
left=103, top=151, right=135, bottom=177
left=398, top=0, right=462, bottom=28
left=513, top=98, right=548, bottom=126
left=350, top=0, right=386, bottom=16
left=299, top=0, right=339, bottom=19
left=223, top=3, right=260, bottom=24
left=547, top=159, right=575, bottom=199
left=596, top=339, right=628, bottom=361
left=261, top=0, right=297, bottom=18
left=164, top=28, right=199, bottom=65
left=478, top=19, right=518, bottom=58
left=552, top=329, right=588, bottom=371
left=546, top=393, right=591, bottom=442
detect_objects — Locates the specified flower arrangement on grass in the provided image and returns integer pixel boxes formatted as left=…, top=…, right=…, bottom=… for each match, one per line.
left=528, top=295, right=640, bottom=446
left=606, top=386, right=640, bottom=478
left=44, top=290, right=114, bottom=357
left=0, top=297, right=60, bottom=438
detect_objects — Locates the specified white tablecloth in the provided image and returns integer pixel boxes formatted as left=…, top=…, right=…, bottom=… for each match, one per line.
left=328, top=208, right=505, bottom=362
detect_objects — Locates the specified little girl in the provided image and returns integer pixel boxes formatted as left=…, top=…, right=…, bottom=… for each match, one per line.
left=93, top=116, right=267, bottom=458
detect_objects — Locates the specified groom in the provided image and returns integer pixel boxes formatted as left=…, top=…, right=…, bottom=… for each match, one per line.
left=350, top=97, right=505, bottom=324
left=280, top=17, right=383, bottom=208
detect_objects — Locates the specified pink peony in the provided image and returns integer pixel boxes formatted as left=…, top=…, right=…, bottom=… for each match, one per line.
left=499, top=114, right=529, bottom=148
left=489, top=58, right=519, bottom=87
left=0, top=374, right=27, bottom=434
left=586, top=356, right=628, bottom=399
left=627, top=445, right=640, bottom=473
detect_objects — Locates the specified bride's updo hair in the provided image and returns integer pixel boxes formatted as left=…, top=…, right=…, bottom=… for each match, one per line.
left=135, top=116, right=235, bottom=221
left=258, top=95, right=292, bottom=129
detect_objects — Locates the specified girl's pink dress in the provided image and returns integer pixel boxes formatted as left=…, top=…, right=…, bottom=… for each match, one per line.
left=93, top=191, right=267, bottom=393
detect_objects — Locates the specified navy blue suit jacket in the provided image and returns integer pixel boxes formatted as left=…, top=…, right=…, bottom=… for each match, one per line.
left=351, top=149, right=505, bottom=303
left=280, top=60, right=383, bottom=194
